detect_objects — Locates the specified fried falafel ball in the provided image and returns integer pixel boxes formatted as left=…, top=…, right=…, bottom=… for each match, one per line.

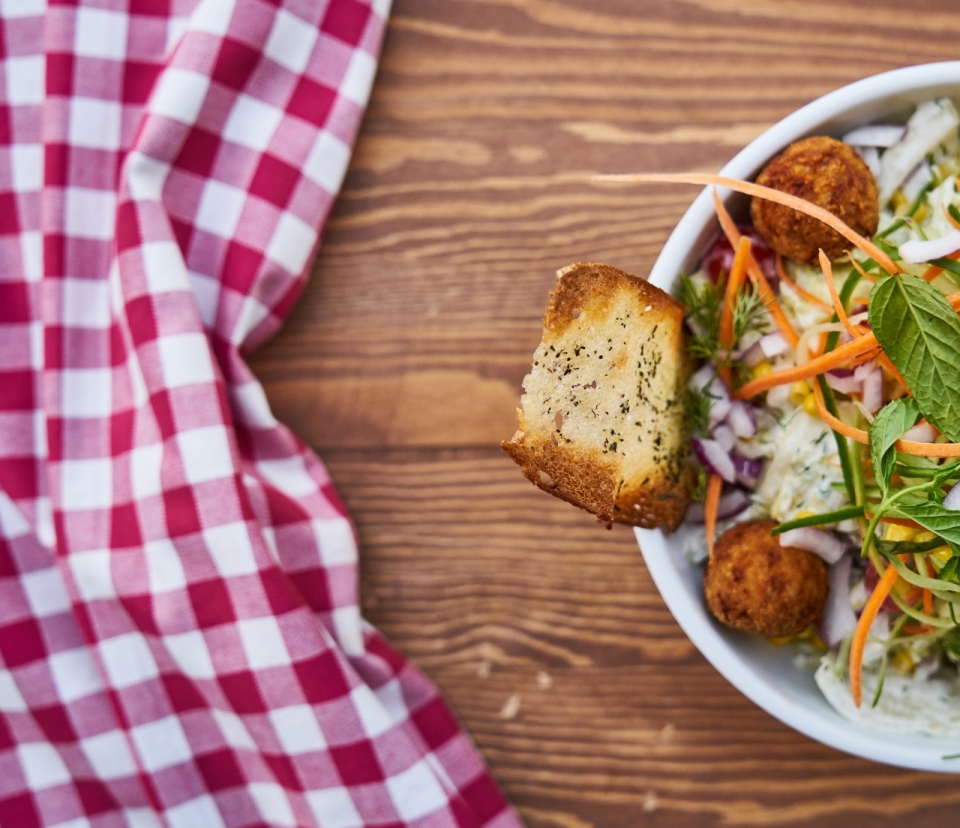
left=703, top=520, right=828, bottom=637
left=750, top=135, right=879, bottom=264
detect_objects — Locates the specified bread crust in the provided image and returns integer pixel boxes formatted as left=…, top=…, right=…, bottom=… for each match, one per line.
left=502, top=263, right=691, bottom=530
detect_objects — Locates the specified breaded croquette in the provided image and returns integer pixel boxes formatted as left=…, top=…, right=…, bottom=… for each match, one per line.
left=750, top=136, right=879, bottom=264
left=704, top=520, right=828, bottom=637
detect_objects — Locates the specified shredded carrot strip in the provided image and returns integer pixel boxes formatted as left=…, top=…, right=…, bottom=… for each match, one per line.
left=877, top=352, right=910, bottom=393
left=848, top=254, right=878, bottom=283
left=711, top=192, right=799, bottom=347
left=924, top=560, right=935, bottom=616
left=850, top=562, right=899, bottom=707
left=812, top=381, right=868, bottom=443
left=902, top=623, right=932, bottom=635
left=704, top=474, right=723, bottom=558
left=903, top=587, right=923, bottom=604
left=719, top=238, right=751, bottom=347
left=775, top=255, right=832, bottom=312
left=736, top=334, right=879, bottom=399
left=598, top=173, right=901, bottom=274
left=819, top=250, right=861, bottom=337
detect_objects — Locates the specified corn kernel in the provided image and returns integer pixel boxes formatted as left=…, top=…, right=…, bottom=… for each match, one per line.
left=932, top=546, right=953, bottom=563
left=892, top=577, right=912, bottom=597
left=914, top=531, right=937, bottom=543
left=768, top=635, right=792, bottom=645
left=913, top=204, right=929, bottom=224
left=789, top=381, right=810, bottom=406
left=802, top=393, right=818, bottom=416
left=751, top=361, right=773, bottom=381
left=793, top=510, right=817, bottom=520
left=884, top=523, right=916, bottom=542
left=892, top=189, right=909, bottom=215
left=891, top=649, right=916, bottom=676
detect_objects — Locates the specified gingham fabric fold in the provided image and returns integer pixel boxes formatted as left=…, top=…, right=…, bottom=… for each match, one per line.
left=0, top=2, right=519, bottom=826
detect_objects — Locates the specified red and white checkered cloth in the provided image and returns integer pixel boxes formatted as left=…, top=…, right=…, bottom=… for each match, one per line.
left=0, top=1, right=520, bottom=826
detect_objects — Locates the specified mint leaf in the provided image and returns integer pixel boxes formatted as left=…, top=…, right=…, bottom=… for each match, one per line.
left=869, top=398, right=919, bottom=497
left=897, top=499, right=960, bottom=546
left=869, top=273, right=960, bottom=442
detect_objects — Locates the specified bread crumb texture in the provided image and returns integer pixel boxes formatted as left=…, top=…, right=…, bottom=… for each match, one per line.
left=502, top=263, right=691, bottom=529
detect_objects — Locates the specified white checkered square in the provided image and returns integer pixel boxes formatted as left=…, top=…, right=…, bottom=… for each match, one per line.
left=304, top=131, right=350, bottom=192
left=211, top=708, right=256, bottom=750
left=192, top=0, right=236, bottom=35
left=63, top=279, right=111, bottom=329
left=223, top=94, right=283, bottom=151
left=61, top=457, right=113, bottom=510
left=265, top=211, right=315, bottom=274
left=145, top=539, right=187, bottom=593
left=385, top=759, right=449, bottom=821
left=0, top=492, right=30, bottom=539
left=18, top=742, right=71, bottom=790
left=11, top=144, right=42, bottom=192
left=130, top=443, right=163, bottom=500
left=167, top=795, right=226, bottom=828
left=163, top=630, right=215, bottom=679
left=68, top=550, right=115, bottom=601
left=49, top=647, right=105, bottom=703
left=142, top=241, right=187, bottom=293
left=203, top=521, right=258, bottom=577
left=373, top=678, right=409, bottom=726
left=20, top=230, right=41, bottom=282
left=79, top=730, right=138, bottom=780
left=150, top=67, right=210, bottom=124
left=0, top=669, right=26, bottom=712
left=158, top=332, right=215, bottom=388
left=99, top=633, right=159, bottom=689
left=5, top=55, right=44, bottom=105
left=250, top=782, right=296, bottom=827
left=65, top=188, right=117, bottom=240
left=305, top=788, right=363, bottom=828
left=340, top=49, right=377, bottom=107
left=230, top=381, right=276, bottom=428
left=0, top=0, right=44, bottom=18
left=61, top=368, right=113, bottom=418
left=269, top=704, right=327, bottom=754
left=258, top=456, right=315, bottom=498
left=21, top=567, right=72, bottom=618
left=176, top=425, right=234, bottom=484
left=187, top=270, right=219, bottom=328
left=131, top=715, right=193, bottom=773
left=123, top=809, right=164, bottom=828
left=74, top=7, right=129, bottom=60
left=127, top=152, right=171, bottom=201
left=69, top=97, right=123, bottom=150
left=313, top=518, right=356, bottom=567
left=351, top=685, right=392, bottom=738
left=237, top=616, right=290, bottom=670
left=195, top=179, right=246, bottom=238
left=332, top=605, right=364, bottom=657
left=265, top=9, right=317, bottom=73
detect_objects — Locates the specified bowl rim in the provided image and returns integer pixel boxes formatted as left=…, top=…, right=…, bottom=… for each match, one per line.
left=636, top=61, right=960, bottom=772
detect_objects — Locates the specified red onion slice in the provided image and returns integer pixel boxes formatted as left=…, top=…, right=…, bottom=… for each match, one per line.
left=901, top=160, right=932, bottom=203
left=843, top=124, right=907, bottom=148
left=778, top=527, right=848, bottom=565
left=685, top=488, right=750, bottom=523
left=712, top=424, right=735, bottom=452
left=899, top=229, right=960, bottom=264
left=822, top=555, right=857, bottom=647
left=691, top=437, right=735, bottom=483
left=731, top=453, right=762, bottom=487
left=853, top=359, right=876, bottom=381
left=902, top=422, right=936, bottom=443
left=824, top=372, right=862, bottom=395
left=726, top=401, right=756, bottom=438
left=855, top=145, right=880, bottom=177
left=943, top=484, right=960, bottom=511
left=861, top=368, right=883, bottom=414
left=758, top=331, right=789, bottom=359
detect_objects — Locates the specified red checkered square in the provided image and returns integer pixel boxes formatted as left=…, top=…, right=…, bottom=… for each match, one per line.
left=321, top=0, right=371, bottom=48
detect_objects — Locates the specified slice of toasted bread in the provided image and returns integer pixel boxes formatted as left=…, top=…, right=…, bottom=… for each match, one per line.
left=502, top=262, right=691, bottom=529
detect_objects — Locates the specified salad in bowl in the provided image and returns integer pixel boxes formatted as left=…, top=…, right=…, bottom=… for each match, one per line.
left=627, top=63, right=960, bottom=770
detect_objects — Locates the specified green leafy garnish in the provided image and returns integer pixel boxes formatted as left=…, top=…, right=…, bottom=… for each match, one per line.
left=896, top=499, right=960, bottom=547
left=869, top=273, right=960, bottom=442
left=869, top=397, right=920, bottom=497
left=770, top=505, right=864, bottom=536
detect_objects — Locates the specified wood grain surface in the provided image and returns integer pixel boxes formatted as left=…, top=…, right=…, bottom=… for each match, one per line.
left=249, top=2, right=960, bottom=825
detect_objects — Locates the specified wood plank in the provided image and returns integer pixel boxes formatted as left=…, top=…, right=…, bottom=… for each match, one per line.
left=327, top=447, right=960, bottom=827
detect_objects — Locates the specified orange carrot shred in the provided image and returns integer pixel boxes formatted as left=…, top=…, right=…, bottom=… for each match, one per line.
left=711, top=192, right=799, bottom=348
left=850, top=562, right=899, bottom=708
left=598, top=173, right=901, bottom=274
left=776, top=254, right=832, bottom=312
left=704, top=474, right=723, bottom=558
left=819, top=250, right=861, bottom=338
left=719, top=236, right=751, bottom=349
left=736, top=334, right=880, bottom=399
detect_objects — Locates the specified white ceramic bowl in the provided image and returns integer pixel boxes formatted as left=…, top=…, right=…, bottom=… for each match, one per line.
left=636, top=61, right=960, bottom=772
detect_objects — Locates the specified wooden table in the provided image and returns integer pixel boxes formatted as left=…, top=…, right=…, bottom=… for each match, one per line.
left=249, top=2, right=960, bottom=824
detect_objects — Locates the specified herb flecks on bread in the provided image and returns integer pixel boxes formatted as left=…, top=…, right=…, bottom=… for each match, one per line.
left=502, top=262, right=691, bottom=529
